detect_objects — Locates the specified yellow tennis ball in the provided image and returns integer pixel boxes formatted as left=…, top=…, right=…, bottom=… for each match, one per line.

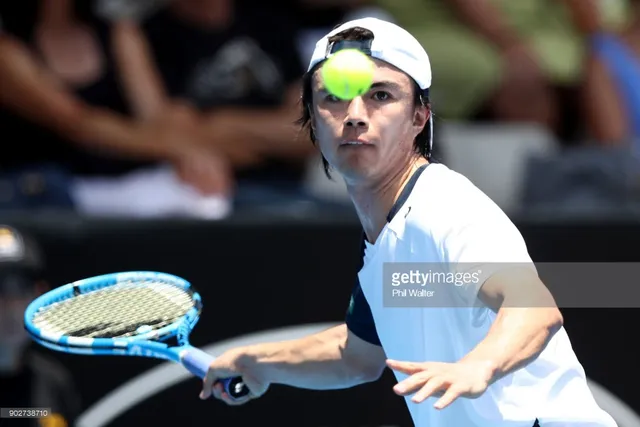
left=321, top=49, right=374, bottom=101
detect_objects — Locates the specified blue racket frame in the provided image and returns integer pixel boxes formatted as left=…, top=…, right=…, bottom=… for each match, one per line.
left=24, top=271, right=247, bottom=399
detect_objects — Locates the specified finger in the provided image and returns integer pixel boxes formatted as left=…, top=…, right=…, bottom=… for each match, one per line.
left=200, top=367, right=240, bottom=400
left=394, top=371, right=433, bottom=396
left=386, top=359, right=425, bottom=374
left=434, top=386, right=463, bottom=410
left=200, top=366, right=217, bottom=400
left=411, top=376, right=449, bottom=404
left=211, top=382, right=224, bottom=400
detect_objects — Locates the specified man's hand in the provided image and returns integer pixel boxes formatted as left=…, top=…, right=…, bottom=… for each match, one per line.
left=386, top=359, right=495, bottom=410
left=201, top=111, right=266, bottom=168
left=200, top=347, right=269, bottom=406
left=133, top=107, right=234, bottom=196
left=159, top=104, right=264, bottom=168
left=173, top=146, right=233, bottom=196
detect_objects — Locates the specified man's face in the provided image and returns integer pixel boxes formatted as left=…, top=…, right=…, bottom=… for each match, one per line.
left=311, top=59, right=428, bottom=184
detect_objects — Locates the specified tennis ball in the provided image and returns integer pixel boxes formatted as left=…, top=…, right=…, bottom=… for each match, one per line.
left=321, top=49, right=374, bottom=101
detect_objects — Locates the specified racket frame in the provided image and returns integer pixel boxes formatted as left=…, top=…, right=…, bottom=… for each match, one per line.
left=24, top=272, right=249, bottom=398
left=24, top=271, right=199, bottom=355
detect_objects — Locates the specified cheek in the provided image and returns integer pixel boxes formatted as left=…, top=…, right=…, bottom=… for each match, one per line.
left=313, top=110, right=338, bottom=140
left=376, top=109, right=411, bottom=138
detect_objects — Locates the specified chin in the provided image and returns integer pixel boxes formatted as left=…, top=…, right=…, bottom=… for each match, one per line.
left=334, top=163, right=380, bottom=184
left=325, top=147, right=384, bottom=179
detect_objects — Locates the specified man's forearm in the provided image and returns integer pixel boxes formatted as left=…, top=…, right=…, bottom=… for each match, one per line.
left=246, top=324, right=376, bottom=390
left=202, top=82, right=315, bottom=162
left=111, top=20, right=169, bottom=120
left=204, top=108, right=315, bottom=161
left=461, top=306, right=563, bottom=384
left=75, top=109, right=177, bottom=160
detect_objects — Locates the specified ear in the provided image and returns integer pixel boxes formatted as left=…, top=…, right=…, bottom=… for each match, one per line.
left=413, top=104, right=430, bottom=134
left=308, top=105, right=317, bottom=131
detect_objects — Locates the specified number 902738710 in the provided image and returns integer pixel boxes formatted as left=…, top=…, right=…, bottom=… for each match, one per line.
left=1, top=408, right=51, bottom=418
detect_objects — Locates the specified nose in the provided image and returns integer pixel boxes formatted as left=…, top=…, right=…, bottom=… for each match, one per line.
left=344, top=97, right=368, bottom=129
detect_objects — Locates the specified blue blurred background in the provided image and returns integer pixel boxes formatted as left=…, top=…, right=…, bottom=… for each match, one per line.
left=0, top=0, right=639, bottom=426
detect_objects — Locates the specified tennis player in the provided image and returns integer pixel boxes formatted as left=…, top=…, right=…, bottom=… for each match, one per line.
left=200, top=18, right=618, bottom=427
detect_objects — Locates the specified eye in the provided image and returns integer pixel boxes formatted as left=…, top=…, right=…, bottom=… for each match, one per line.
left=372, top=91, right=391, bottom=101
left=324, top=94, right=341, bottom=103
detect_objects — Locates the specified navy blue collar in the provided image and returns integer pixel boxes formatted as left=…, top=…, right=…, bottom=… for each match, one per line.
left=360, top=163, right=429, bottom=249
left=386, top=163, right=429, bottom=222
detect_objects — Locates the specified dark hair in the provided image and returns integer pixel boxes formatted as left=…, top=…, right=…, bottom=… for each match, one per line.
left=297, top=26, right=433, bottom=178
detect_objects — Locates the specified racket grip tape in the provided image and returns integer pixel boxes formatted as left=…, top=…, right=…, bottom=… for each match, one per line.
left=181, top=347, right=250, bottom=399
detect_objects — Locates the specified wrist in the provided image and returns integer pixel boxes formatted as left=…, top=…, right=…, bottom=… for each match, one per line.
left=244, top=342, right=293, bottom=386
left=460, top=353, right=501, bottom=385
left=241, top=344, right=273, bottom=381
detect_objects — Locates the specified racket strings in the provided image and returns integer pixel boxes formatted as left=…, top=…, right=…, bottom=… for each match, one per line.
left=31, top=280, right=195, bottom=339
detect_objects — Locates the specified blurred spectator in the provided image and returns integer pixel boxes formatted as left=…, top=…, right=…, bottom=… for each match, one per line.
left=0, top=0, right=230, bottom=216
left=577, top=0, right=640, bottom=147
left=375, top=0, right=628, bottom=141
left=103, top=0, right=321, bottom=209
left=0, top=225, right=81, bottom=426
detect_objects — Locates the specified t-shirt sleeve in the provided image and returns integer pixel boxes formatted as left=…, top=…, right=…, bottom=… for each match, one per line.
left=440, top=186, right=537, bottom=306
left=345, top=234, right=381, bottom=346
left=345, top=278, right=381, bottom=346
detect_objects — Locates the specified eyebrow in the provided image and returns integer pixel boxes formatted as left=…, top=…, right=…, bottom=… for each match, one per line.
left=370, top=81, right=404, bottom=92
left=316, top=80, right=405, bottom=94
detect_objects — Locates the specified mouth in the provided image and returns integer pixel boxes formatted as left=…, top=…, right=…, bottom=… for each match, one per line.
left=340, top=139, right=372, bottom=146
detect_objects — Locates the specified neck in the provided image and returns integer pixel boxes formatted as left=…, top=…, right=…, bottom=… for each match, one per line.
left=347, top=157, right=428, bottom=244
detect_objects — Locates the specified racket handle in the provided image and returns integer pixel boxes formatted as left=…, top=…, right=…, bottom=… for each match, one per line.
left=181, top=348, right=250, bottom=400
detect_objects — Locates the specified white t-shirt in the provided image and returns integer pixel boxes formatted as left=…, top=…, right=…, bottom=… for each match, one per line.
left=347, top=163, right=617, bottom=427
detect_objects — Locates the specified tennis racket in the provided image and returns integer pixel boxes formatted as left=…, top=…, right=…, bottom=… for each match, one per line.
left=23, top=271, right=250, bottom=400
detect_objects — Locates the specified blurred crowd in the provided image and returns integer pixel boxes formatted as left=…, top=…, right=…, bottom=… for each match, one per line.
left=0, top=0, right=639, bottom=218
left=2, top=2, right=640, bottom=425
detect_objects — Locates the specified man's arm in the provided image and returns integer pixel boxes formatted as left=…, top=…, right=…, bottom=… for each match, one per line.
left=248, top=323, right=386, bottom=390
left=460, top=267, right=563, bottom=384
left=201, top=82, right=316, bottom=161
left=110, top=19, right=169, bottom=120
left=388, top=196, right=563, bottom=409
left=557, top=0, right=630, bottom=144
left=202, top=260, right=386, bottom=401
left=200, top=323, right=386, bottom=401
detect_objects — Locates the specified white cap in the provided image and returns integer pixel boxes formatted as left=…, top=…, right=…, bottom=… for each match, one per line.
left=307, top=17, right=432, bottom=91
